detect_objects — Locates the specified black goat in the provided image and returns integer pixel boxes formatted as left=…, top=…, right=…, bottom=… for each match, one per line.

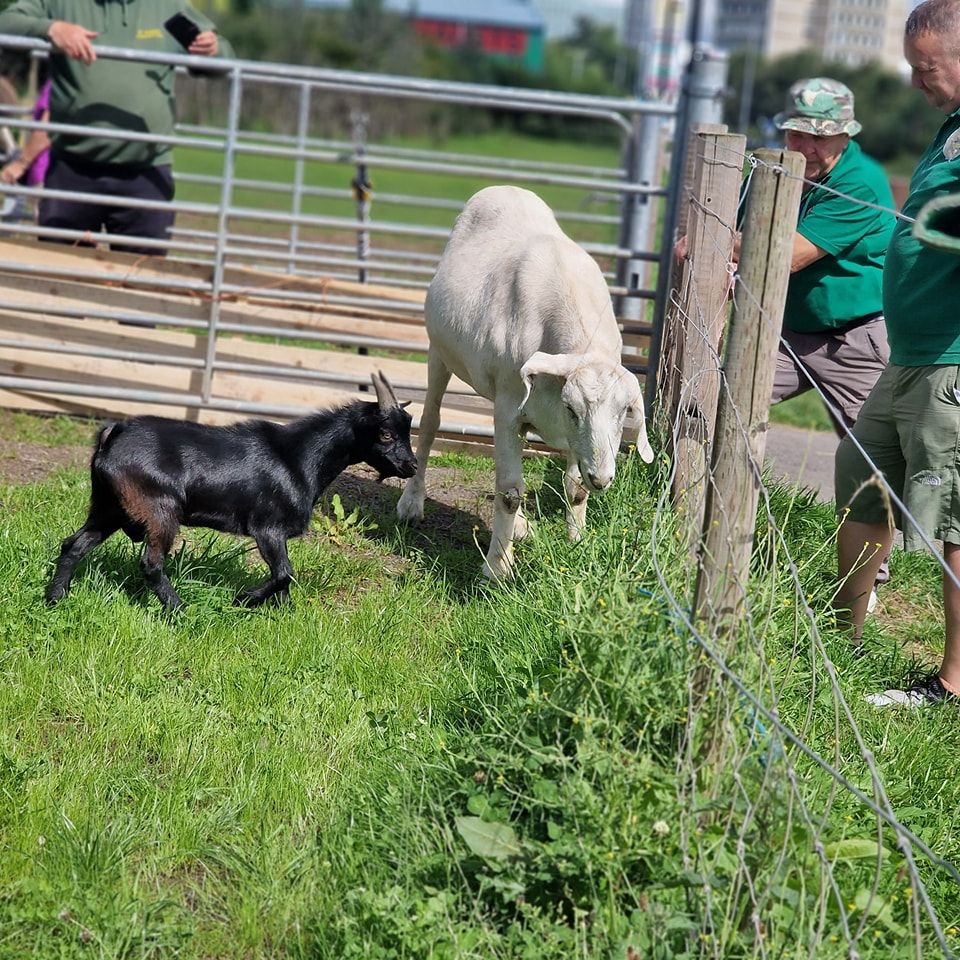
left=46, top=372, right=417, bottom=611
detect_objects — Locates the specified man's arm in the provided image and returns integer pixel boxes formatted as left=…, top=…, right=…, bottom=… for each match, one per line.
left=0, top=1, right=98, bottom=64
left=0, top=0, right=56, bottom=39
left=791, top=233, right=827, bottom=273
left=678, top=228, right=825, bottom=276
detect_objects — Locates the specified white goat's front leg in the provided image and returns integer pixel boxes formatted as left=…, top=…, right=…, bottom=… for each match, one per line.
left=398, top=352, right=451, bottom=523
left=564, top=456, right=589, bottom=542
left=513, top=503, right=531, bottom=540
left=483, top=407, right=525, bottom=582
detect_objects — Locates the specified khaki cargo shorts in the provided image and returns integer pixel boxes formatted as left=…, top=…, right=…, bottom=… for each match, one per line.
left=835, top=363, right=960, bottom=550
left=774, top=317, right=889, bottom=433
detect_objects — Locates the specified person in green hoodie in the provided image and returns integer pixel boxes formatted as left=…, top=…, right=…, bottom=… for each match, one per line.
left=0, top=1, right=231, bottom=254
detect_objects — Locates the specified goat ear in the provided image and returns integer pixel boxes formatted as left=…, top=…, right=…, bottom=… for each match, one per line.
left=371, top=370, right=401, bottom=411
left=625, top=377, right=654, bottom=465
left=518, top=352, right=579, bottom=415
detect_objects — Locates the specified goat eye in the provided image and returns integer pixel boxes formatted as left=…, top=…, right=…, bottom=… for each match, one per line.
left=564, top=404, right=578, bottom=420
left=379, top=430, right=395, bottom=444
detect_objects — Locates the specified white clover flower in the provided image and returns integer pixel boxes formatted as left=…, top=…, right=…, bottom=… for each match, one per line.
left=652, top=820, right=670, bottom=838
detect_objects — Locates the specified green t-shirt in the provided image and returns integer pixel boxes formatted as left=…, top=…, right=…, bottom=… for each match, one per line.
left=785, top=140, right=895, bottom=334
left=883, top=110, right=960, bottom=366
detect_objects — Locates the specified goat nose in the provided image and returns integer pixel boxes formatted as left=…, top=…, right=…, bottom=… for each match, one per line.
left=586, top=471, right=610, bottom=491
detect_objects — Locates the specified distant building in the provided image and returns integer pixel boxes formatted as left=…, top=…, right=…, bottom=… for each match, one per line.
left=715, top=0, right=909, bottom=71
left=302, top=0, right=546, bottom=71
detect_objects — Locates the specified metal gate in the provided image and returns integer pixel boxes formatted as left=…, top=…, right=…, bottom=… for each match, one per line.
left=0, top=36, right=722, bottom=447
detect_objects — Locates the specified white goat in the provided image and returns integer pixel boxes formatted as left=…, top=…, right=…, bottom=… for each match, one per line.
left=397, top=185, right=654, bottom=580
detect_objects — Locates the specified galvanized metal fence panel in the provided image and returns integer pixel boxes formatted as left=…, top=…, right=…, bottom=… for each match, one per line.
left=0, top=37, right=692, bottom=445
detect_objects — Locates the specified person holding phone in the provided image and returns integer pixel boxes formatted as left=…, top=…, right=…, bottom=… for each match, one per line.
left=0, top=1, right=232, bottom=255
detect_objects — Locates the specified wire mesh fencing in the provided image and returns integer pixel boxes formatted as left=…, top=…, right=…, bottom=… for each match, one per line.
left=652, top=130, right=960, bottom=958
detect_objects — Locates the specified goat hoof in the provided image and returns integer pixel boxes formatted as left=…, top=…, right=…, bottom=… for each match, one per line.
left=235, top=588, right=284, bottom=608
left=396, top=498, right=424, bottom=524
left=45, top=585, right=67, bottom=606
left=481, top=560, right=515, bottom=584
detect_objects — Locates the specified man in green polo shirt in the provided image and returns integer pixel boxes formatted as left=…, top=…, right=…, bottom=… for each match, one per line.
left=676, top=78, right=896, bottom=604
left=676, top=79, right=894, bottom=435
left=771, top=77, right=895, bottom=436
left=835, top=0, right=960, bottom=707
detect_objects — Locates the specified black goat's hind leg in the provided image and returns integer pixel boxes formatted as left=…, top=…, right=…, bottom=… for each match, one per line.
left=46, top=512, right=121, bottom=604
left=236, top=531, right=293, bottom=607
left=140, top=510, right=183, bottom=611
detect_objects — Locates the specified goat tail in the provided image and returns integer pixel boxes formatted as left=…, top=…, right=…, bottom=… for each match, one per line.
left=93, top=420, right=124, bottom=465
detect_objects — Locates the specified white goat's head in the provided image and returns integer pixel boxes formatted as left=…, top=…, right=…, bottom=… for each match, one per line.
left=519, top=352, right=654, bottom=492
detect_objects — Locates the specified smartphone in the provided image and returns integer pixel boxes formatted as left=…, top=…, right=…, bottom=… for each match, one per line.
left=164, top=12, right=201, bottom=49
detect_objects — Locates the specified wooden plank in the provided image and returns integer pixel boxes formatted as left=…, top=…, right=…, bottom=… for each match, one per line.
left=0, top=239, right=525, bottom=452
left=0, top=347, right=496, bottom=428
left=0, top=387, right=498, bottom=458
left=222, top=262, right=427, bottom=305
left=0, top=312, right=471, bottom=393
left=0, top=262, right=423, bottom=326
left=0, top=238, right=425, bottom=305
left=0, top=286, right=429, bottom=348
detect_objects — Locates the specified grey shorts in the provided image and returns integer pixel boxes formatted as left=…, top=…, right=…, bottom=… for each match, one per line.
left=835, top=363, right=960, bottom=550
left=774, top=318, right=890, bottom=433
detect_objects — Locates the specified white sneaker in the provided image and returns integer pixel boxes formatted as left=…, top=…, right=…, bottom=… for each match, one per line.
left=866, top=588, right=878, bottom=614
left=865, top=674, right=957, bottom=708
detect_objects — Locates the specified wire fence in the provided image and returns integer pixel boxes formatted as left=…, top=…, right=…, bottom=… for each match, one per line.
left=655, top=129, right=960, bottom=957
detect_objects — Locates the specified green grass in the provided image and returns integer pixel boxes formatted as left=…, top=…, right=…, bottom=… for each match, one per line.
left=0, top=411, right=97, bottom=447
left=1, top=426, right=959, bottom=957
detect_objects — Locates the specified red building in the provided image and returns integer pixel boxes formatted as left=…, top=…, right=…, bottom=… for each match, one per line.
left=306, top=0, right=546, bottom=71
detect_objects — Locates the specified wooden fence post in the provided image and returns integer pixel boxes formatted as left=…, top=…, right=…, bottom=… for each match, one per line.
left=668, top=132, right=746, bottom=550
left=657, top=123, right=727, bottom=418
left=692, top=148, right=805, bottom=630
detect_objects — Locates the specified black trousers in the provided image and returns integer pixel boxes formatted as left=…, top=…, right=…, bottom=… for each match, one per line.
left=39, top=153, right=175, bottom=256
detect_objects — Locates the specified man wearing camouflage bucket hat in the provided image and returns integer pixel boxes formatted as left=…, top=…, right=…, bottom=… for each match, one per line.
left=774, top=77, right=862, bottom=139
left=675, top=76, right=896, bottom=605
left=773, top=78, right=896, bottom=609
left=677, top=78, right=892, bottom=434
left=772, top=77, right=896, bottom=611
left=767, top=76, right=892, bottom=438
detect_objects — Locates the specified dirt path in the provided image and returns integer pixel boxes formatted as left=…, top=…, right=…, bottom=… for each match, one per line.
left=765, top=423, right=837, bottom=502
left=0, top=440, right=89, bottom=485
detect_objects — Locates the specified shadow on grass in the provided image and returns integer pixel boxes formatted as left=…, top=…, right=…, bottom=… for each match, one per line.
left=325, top=458, right=577, bottom=601
left=48, top=534, right=261, bottom=611
left=325, top=469, right=489, bottom=599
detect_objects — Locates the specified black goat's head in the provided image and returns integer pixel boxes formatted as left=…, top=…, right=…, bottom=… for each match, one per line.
left=366, top=371, right=417, bottom=481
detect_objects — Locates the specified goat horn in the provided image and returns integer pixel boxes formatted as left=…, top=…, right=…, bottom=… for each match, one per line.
left=371, top=370, right=400, bottom=410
